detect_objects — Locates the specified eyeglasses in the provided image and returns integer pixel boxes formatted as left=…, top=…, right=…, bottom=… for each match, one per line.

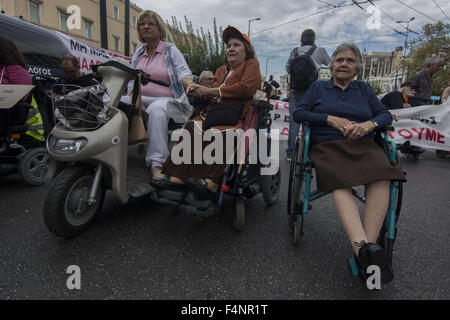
left=203, top=77, right=215, bottom=81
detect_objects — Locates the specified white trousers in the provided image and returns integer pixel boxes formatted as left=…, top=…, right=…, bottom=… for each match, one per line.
left=121, top=95, right=172, bottom=168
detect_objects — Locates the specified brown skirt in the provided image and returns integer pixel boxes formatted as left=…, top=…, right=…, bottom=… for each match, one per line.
left=162, top=120, right=233, bottom=184
left=310, top=139, right=406, bottom=193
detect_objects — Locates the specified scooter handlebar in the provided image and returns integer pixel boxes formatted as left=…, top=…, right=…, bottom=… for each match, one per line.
left=140, top=72, right=170, bottom=87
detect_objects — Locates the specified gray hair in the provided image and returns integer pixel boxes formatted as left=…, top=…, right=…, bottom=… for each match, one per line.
left=425, top=55, right=444, bottom=67
left=199, top=70, right=213, bottom=82
left=329, top=42, right=363, bottom=75
left=137, top=10, right=167, bottom=43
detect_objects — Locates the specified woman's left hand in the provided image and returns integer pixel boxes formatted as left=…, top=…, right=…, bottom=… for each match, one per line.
left=346, top=121, right=376, bottom=140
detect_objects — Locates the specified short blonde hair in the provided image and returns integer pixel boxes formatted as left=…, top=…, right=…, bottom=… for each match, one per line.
left=137, top=10, right=167, bottom=43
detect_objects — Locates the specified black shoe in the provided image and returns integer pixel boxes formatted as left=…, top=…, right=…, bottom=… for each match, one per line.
left=150, top=176, right=186, bottom=192
left=398, top=141, right=411, bottom=154
left=410, top=145, right=425, bottom=154
left=185, top=178, right=217, bottom=201
left=355, top=241, right=394, bottom=284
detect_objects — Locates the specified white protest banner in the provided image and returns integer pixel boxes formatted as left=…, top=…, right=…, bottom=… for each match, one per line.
left=389, top=101, right=449, bottom=151
left=269, top=99, right=292, bottom=140
left=54, top=31, right=131, bottom=74
left=0, top=85, right=35, bottom=109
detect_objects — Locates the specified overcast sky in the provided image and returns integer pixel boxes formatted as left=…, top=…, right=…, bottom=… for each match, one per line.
left=133, top=0, right=449, bottom=81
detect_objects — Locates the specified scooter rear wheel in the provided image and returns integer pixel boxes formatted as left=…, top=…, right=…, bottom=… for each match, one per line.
left=43, top=166, right=105, bottom=237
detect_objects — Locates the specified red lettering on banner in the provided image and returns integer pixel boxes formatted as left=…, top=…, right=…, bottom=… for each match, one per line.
left=281, top=128, right=289, bottom=136
left=398, top=129, right=413, bottom=139
left=411, top=128, right=425, bottom=140
left=284, top=102, right=289, bottom=110
left=387, top=131, right=395, bottom=140
left=81, top=58, right=89, bottom=71
left=437, top=132, right=445, bottom=144
left=425, top=128, right=437, bottom=142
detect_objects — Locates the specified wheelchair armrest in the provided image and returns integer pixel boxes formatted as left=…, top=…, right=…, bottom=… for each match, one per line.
left=301, top=121, right=311, bottom=131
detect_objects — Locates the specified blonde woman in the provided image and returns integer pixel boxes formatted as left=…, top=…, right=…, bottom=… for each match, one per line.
left=124, top=10, right=194, bottom=179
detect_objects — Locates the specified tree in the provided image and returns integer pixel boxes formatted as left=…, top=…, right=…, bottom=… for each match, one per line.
left=166, top=16, right=225, bottom=76
left=406, top=22, right=449, bottom=96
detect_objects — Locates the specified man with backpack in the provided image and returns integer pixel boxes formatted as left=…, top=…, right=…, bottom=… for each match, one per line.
left=285, top=29, right=330, bottom=161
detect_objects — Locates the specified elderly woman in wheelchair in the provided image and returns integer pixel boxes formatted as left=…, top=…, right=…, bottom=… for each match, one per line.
left=289, top=43, right=406, bottom=284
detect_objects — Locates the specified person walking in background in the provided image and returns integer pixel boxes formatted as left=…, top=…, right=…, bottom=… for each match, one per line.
left=412, top=55, right=444, bottom=106
left=285, top=29, right=331, bottom=161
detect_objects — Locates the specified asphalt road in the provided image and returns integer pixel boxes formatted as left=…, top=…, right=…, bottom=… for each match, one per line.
left=1, top=142, right=449, bottom=300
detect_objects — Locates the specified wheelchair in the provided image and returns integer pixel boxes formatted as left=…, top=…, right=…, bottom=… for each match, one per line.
left=0, top=81, right=52, bottom=186
left=287, top=122, right=403, bottom=281
left=151, top=99, right=281, bottom=231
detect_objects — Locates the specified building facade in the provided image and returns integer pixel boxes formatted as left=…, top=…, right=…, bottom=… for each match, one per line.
left=359, top=47, right=407, bottom=94
left=0, top=0, right=143, bottom=56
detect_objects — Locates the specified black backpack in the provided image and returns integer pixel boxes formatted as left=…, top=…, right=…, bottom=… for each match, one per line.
left=289, top=46, right=318, bottom=90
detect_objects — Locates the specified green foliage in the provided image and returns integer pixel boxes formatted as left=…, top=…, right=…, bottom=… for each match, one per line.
left=406, top=22, right=449, bottom=96
left=166, top=16, right=225, bottom=76
left=368, top=80, right=383, bottom=93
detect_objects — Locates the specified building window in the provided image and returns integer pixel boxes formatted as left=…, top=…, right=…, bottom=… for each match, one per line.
left=113, top=5, right=119, bottom=20
left=84, top=20, right=92, bottom=39
left=28, top=0, right=40, bottom=24
left=132, top=15, right=137, bottom=28
left=113, top=36, right=120, bottom=51
left=59, top=10, right=69, bottom=32
left=132, top=42, right=137, bottom=54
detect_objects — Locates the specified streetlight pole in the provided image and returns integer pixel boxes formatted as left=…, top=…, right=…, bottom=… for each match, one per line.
left=265, top=57, right=274, bottom=81
left=396, top=17, right=415, bottom=83
left=248, top=17, right=261, bottom=39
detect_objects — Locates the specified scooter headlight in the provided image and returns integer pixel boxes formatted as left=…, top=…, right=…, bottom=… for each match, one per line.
left=48, top=136, right=88, bottom=154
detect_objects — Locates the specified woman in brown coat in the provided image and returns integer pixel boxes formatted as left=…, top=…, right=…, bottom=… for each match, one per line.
left=153, top=26, right=262, bottom=197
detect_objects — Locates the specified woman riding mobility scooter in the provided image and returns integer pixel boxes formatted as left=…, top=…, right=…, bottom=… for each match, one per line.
left=43, top=58, right=280, bottom=237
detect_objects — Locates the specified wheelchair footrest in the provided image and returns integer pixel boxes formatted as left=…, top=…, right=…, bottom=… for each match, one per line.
left=347, top=258, right=359, bottom=278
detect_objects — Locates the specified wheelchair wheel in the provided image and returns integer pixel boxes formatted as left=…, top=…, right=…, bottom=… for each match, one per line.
left=376, top=180, right=403, bottom=268
left=287, top=137, right=304, bottom=216
left=233, top=198, right=245, bottom=231
left=18, top=147, right=49, bottom=186
left=290, top=212, right=303, bottom=246
left=260, top=168, right=281, bottom=206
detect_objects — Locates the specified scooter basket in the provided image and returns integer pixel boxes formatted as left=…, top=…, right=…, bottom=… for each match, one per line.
left=52, top=84, right=113, bottom=131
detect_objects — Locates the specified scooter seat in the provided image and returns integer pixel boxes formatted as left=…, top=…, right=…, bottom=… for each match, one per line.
left=168, top=119, right=184, bottom=131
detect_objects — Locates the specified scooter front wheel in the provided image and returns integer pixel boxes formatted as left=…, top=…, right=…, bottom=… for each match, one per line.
left=43, top=166, right=105, bottom=238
